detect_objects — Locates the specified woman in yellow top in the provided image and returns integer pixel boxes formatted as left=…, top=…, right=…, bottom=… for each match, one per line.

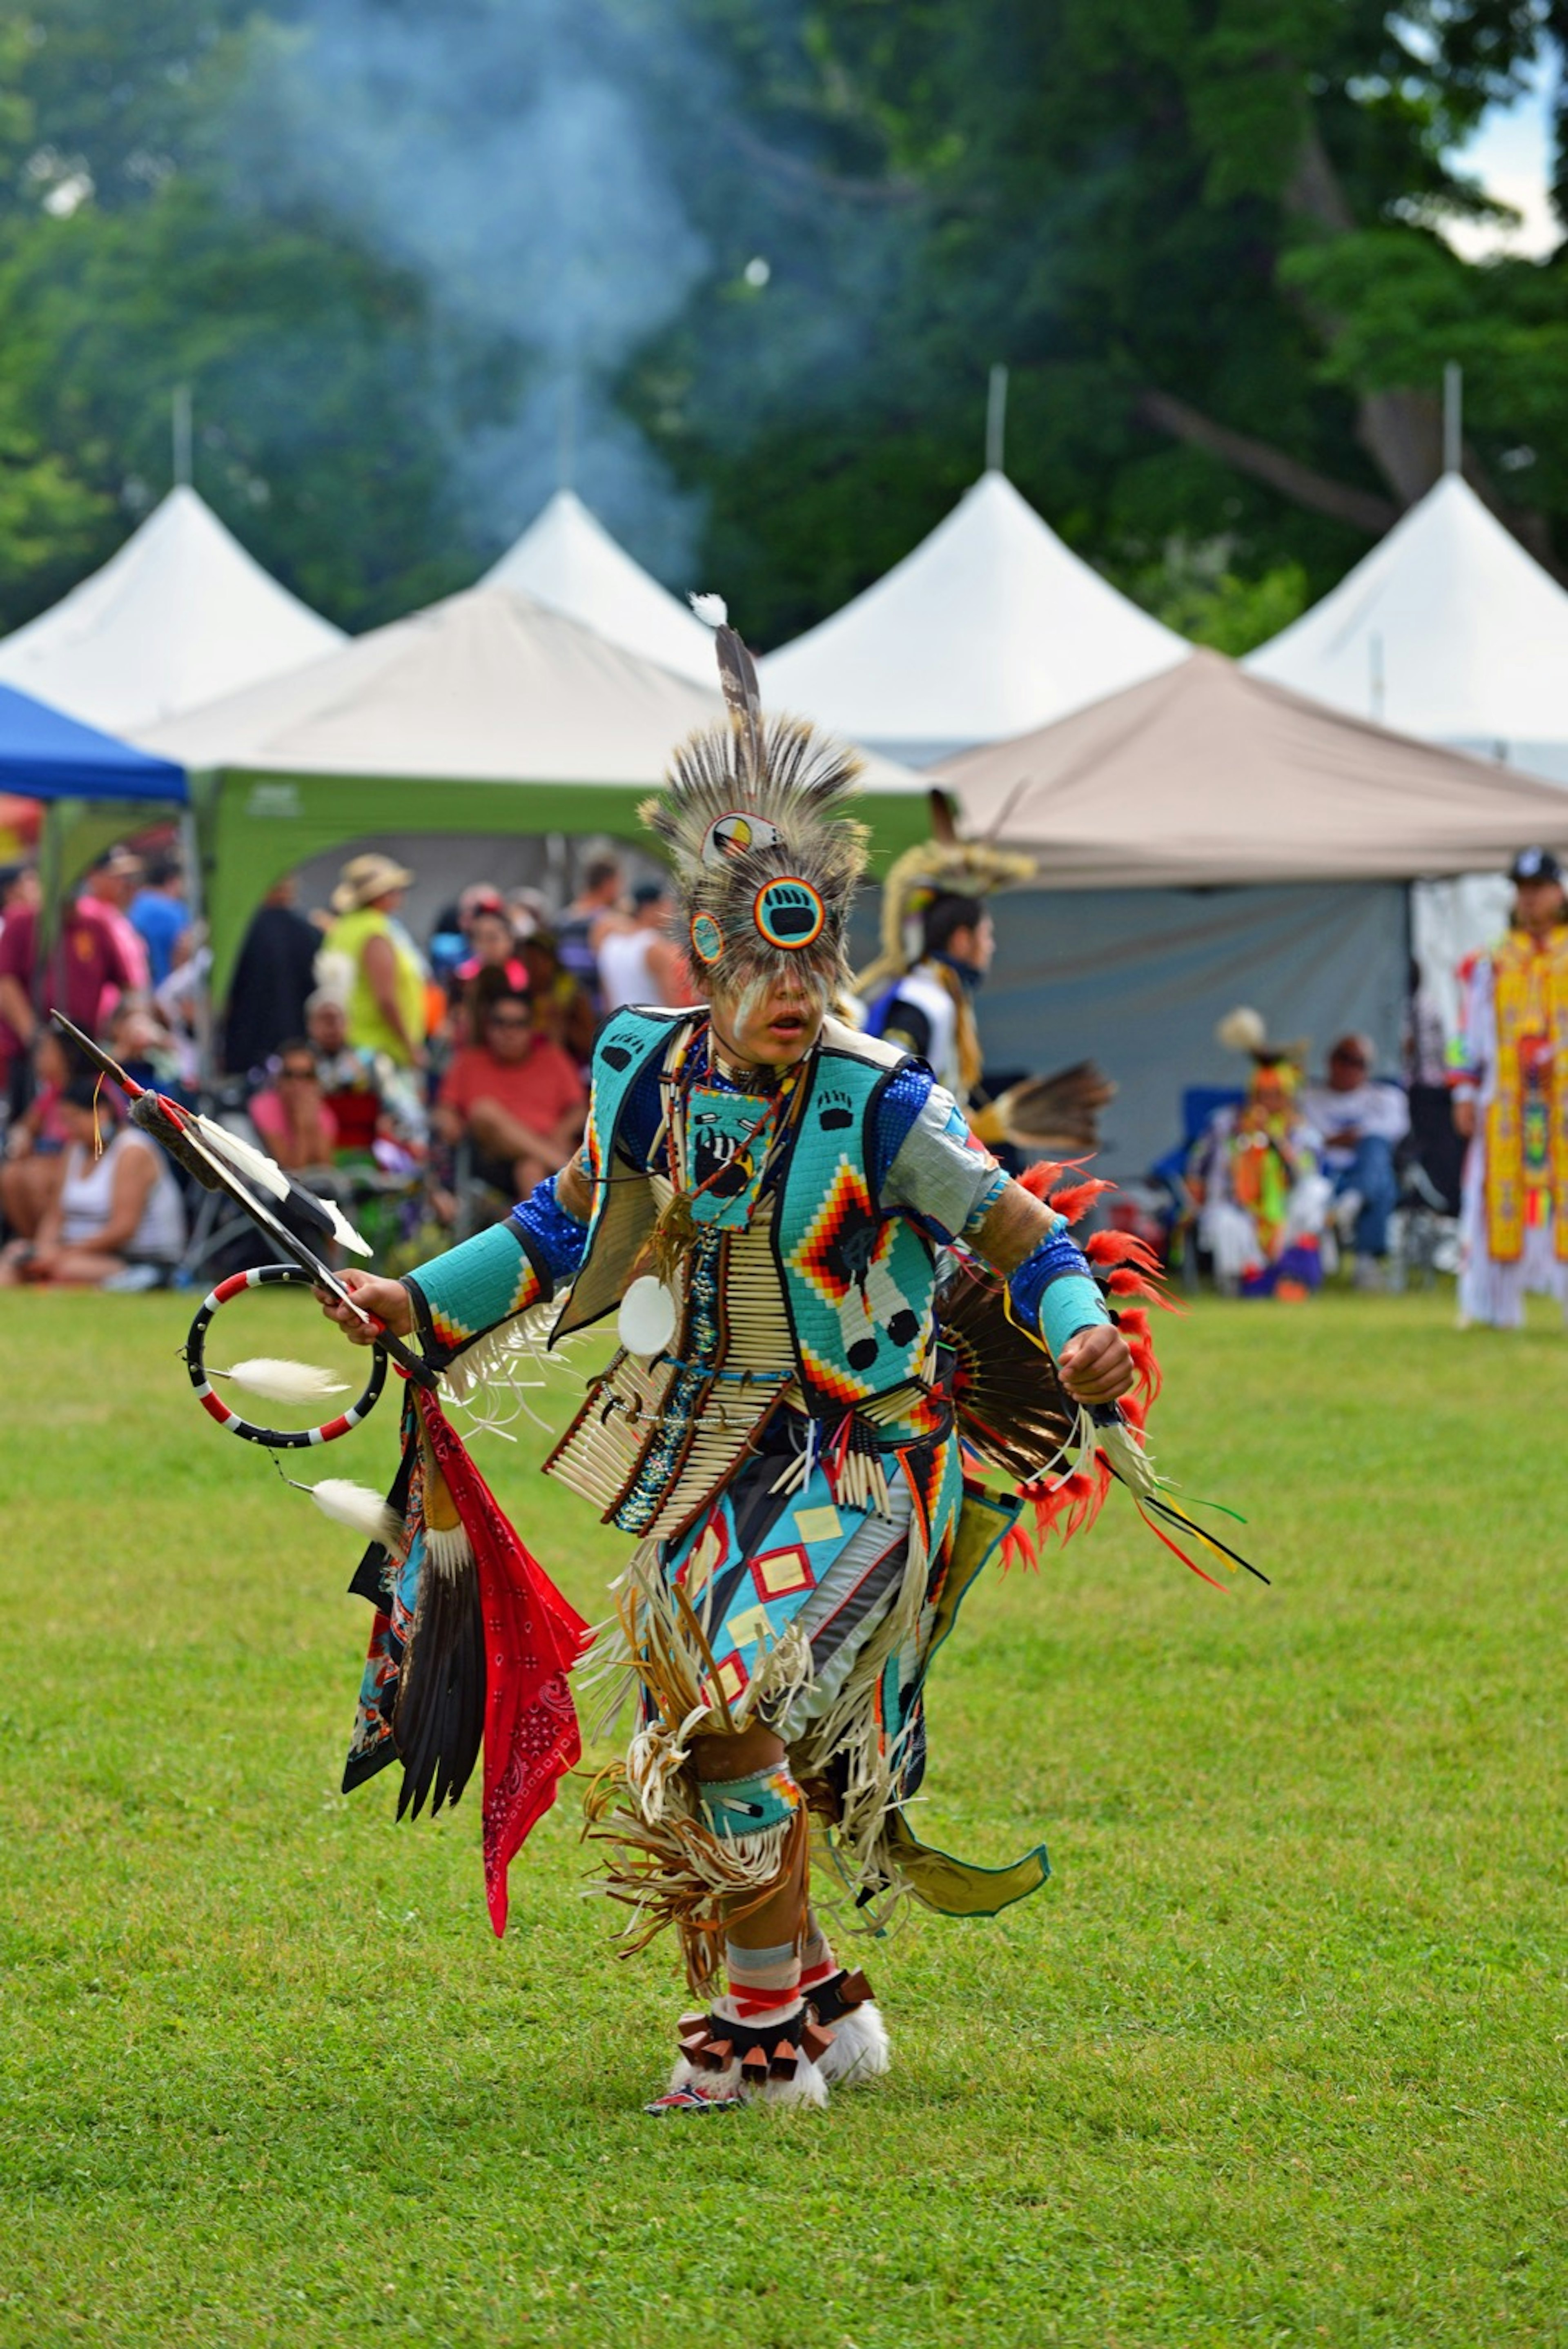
left=324, top=854, right=428, bottom=1070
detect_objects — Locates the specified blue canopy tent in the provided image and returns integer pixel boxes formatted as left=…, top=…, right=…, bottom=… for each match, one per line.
left=0, top=681, right=185, bottom=802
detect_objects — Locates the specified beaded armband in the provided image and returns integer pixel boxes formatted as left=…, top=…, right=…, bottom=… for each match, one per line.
left=405, top=1173, right=588, bottom=1358
left=1007, top=1220, right=1109, bottom=1358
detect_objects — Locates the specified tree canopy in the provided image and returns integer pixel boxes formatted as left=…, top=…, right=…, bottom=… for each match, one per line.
left=0, top=0, right=1563, bottom=652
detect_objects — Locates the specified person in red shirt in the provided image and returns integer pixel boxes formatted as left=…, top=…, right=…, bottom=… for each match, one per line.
left=435, top=990, right=586, bottom=1197
left=0, top=893, right=136, bottom=1118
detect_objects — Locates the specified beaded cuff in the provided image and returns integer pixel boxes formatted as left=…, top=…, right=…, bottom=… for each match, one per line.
left=1008, top=1223, right=1109, bottom=1358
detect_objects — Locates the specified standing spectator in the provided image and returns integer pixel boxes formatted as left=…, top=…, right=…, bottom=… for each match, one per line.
left=0, top=863, right=40, bottom=1116
left=597, top=881, right=688, bottom=1011
left=555, top=854, right=625, bottom=1015
left=0, top=1075, right=185, bottom=1289
left=435, top=990, right=585, bottom=1198
left=323, top=854, right=426, bottom=1071
left=1301, top=1035, right=1410, bottom=1289
left=1451, top=846, right=1568, bottom=1329
left=129, top=851, right=191, bottom=987
left=0, top=1028, right=76, bottom=1240
left=0, top=887, right=135, bottom=1117
left=223, top=876, right=321, bottom=1076
left=78, top=847, right=151, bottom=995
left=248, top=1042, right=340, bottom=1173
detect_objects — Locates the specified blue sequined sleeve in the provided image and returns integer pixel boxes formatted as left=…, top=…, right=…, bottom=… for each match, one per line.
left=507, top=1169, right=591, bottom=1293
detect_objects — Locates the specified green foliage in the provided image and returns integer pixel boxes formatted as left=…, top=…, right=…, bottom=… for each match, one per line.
left=0, top=0, right=1563, bottom=647
left=3, top=1284, right=1568, bottom=2345
left=1108, top=539, right=1312, bottom=655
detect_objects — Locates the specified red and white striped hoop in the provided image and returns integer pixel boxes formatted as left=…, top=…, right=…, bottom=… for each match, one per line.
left=184, top=1263, right=387, bottom=1448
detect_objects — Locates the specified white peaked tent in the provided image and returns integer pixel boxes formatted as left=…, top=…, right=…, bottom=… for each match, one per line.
left=762, top=469, right=1191, bottom=766
left=481, top=488, right=715, bottom=684
left=141, top=584, right=931, bottom=992
left=0, top=485, right=345, bottom=733
left=1245, top=473, right=1568, bottom=779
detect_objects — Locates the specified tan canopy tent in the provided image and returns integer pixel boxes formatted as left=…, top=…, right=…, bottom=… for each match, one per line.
left=922, top=650, right=1568, bottom=1176
left=142, top=585, right=930, bottom=993
left=938, top=648, right=1568, bottom=884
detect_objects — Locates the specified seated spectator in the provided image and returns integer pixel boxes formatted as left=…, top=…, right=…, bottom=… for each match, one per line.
left=0, top=1029, right=77, bottom=1240
left=1300, top=1033, right=1410, bottom=1290
left=129, top=851, right=191, bottom=987
left=305, top=991, right=425, bottom=1151
left=105, top=1001, right=187, bottom=1097
left=436, top=990, right=586, bottom=1199
left=248, top=1041, right=340, bottom=1173
left=0, top=1075, right=185, bottom=1288
left=1191, top=1035, right=1330, bottom=1298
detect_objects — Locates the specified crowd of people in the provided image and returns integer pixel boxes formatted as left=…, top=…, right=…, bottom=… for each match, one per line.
left=0, top=841, right=694, bottom=1289
left=0, top=829, right=1564, bottom=1333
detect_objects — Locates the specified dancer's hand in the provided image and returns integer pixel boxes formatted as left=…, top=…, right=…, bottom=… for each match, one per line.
left=1058, top=1324, right=1134, bottom=1404
left=315, top=1267, right=414, bottom=1344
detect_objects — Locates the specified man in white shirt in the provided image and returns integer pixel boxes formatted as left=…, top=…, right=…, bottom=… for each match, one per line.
left=1300, top=1034, right=1409, bottom=1286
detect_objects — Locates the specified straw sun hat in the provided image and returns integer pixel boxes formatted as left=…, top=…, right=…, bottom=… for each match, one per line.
left=330, top=852, right=415, bottom=913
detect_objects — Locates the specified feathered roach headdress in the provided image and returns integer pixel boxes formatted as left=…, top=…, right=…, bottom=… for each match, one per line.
left=853, top=805, right=1036, bottom=998
left=639, top=599, right=869, bottom=997
left=1216, top=1006, right=1308, bottom=1096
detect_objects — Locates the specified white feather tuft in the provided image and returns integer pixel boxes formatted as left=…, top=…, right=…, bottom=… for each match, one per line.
left=1216, top=1005, right=1267, bottom=1056
left=189, top=1113, right=290, bottom=1200
left=214, top=1356, right=350, bottom=1404
left=305, top=1478, right=404, bottom=1552
left=689, top=592, right=728, bottom=629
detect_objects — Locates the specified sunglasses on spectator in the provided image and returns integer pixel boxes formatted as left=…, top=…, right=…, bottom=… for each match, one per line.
left=280, top=1062, right=318, bottom=1079
left=488, top=1011, right=531, bottom=1028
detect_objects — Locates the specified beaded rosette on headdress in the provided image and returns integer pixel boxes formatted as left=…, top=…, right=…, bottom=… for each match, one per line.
left=638, top=601, right=869, bottom=1000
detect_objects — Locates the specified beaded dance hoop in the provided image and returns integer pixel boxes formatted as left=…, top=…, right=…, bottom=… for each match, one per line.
left=184, top=1263, right=387, bottom=1448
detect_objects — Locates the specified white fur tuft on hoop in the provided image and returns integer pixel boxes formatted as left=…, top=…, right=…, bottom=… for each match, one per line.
left=688, top=592, right=728, bottom=630
left=213, top=1357, right=350, bottom=1405
left=304, top=1478, right=404, bottom=1553
left=1216, top=1005, right=1267, bottom=1056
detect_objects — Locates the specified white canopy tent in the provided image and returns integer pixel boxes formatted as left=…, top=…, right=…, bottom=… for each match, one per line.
left=1244, top=474, right=1568, bottom=777
left=0, top=485, right=345, bottom=732
left=928, top=651, right=1568, bottom=1175
left=481, top=488, right=715, bottom=684
left=762, top=469, right=1190, bottom=767
left=141, top=583, right=931, bottom=991
left=1245, top=471, right=1568, bottom=1019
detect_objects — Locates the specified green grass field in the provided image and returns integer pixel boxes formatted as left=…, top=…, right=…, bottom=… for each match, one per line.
left=2, top=1283, right=1566, bottom=2347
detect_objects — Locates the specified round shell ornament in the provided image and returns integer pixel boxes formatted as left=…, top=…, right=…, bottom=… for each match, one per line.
left=754, top=876, right=826, bottom=951
left=618, top=1274, right=679, bottom=1358
left=701, top=810, right=783, bottom=867
left=689, top=911, right=725, bottom=965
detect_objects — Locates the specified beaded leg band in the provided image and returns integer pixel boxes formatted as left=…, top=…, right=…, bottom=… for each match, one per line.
left=676, top=2007, right=834, bottom=2086
left=805, top=1967, right=875, bottom=2027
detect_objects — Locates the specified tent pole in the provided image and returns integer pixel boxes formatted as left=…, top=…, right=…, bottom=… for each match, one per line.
left=178, top=805, right=214, bottom=1090
left=1442, top=363, right=1461, bottom=477
left=986, top=365, right=1009, bottom=475
left=172, top=385, right=193, bottom=489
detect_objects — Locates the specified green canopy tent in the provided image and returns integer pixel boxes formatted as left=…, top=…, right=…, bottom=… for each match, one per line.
left=143, top=587, right=932, bottom=997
